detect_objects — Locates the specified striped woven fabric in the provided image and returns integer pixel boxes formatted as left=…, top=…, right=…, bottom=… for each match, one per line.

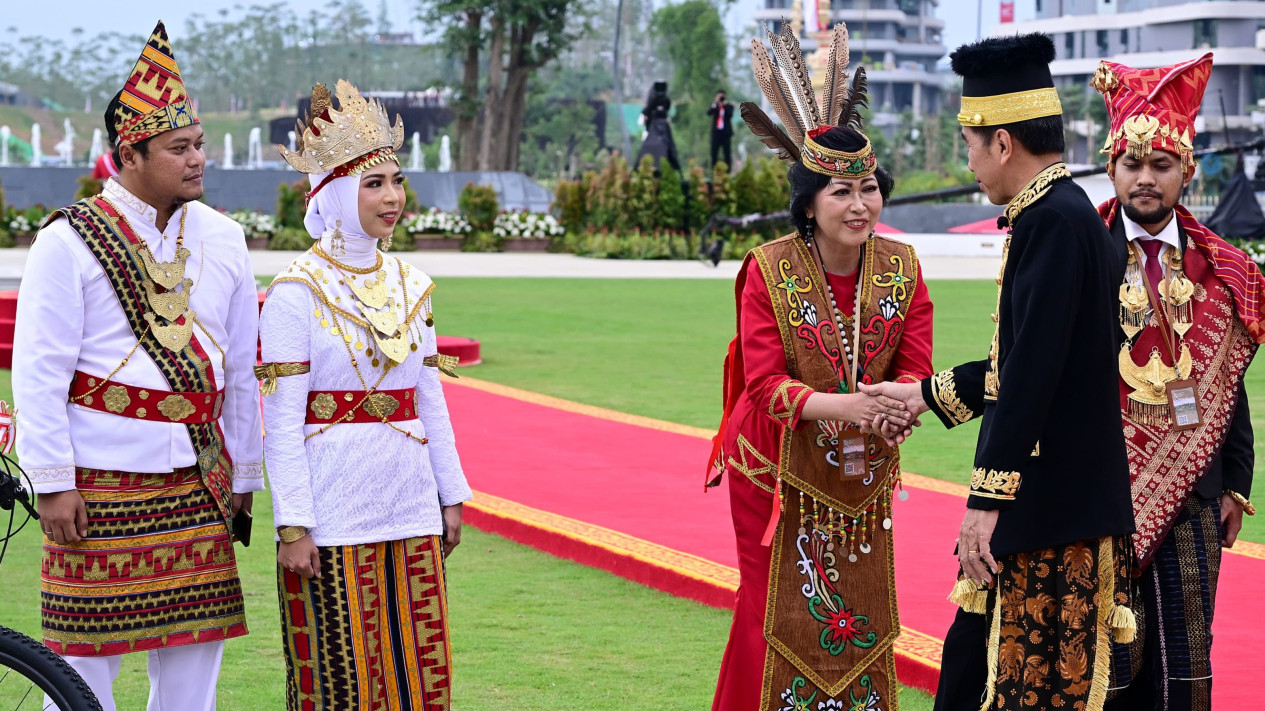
left=41, top=467, right=247, bottom=656
left=279, top=536, right=452, bottom=711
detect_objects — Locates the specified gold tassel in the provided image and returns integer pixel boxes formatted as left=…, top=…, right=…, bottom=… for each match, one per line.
left=948, top=577, right=989, bottom=614
left=423, top=353, right=461, bottom=378
left=1128, top=400, right=1170, bottom=427
left=254, top=364, right=278, bottom=396
left=1107, top=603, right=1137, bottom=644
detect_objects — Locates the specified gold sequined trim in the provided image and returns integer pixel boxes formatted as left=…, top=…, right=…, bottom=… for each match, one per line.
left=958, top=87, right=1062, bottom=127
left=1004, top=162, right=1071, bottom=225
left=930, top=369, right=974, bottom=426
left=768, top=379, right=809, bottom=427
left=970, top=467, right=1021, bottom=500
left=726, top=435, right=777, bottom=493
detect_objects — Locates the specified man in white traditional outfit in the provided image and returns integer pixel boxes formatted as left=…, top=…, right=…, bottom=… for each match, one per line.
left=13, top=21, right=264, bottom=711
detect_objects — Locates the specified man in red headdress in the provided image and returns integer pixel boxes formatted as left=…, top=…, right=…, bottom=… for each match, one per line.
left=14, top=20, right=263, bottom=711
left=1092, top=54, right=1262, bottom=709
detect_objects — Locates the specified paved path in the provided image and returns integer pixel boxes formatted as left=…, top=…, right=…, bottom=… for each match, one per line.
left=0, top=247, right=1002, bottom=286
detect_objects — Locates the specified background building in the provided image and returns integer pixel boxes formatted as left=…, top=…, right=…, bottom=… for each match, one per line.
left=751, top=0, right=949, bottom=124
left=1006, top=0, right=1265, bottom=152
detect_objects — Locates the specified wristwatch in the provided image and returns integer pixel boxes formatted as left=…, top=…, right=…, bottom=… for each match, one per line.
left=277, top=525, right=309, bottom=543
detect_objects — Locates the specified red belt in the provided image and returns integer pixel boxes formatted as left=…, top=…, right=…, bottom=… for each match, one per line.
left=305, top=388, right=417, bottom=424
left=70, top=371, right=224, bottom=424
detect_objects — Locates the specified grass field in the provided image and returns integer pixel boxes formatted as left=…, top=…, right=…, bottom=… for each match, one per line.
left=0, top=275, right=1259, bottom=709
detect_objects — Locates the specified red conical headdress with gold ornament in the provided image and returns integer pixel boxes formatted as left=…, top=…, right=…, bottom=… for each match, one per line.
left=112, top=20, right=199, bottom=146
left=1092, top=53, right=1212, bottom=174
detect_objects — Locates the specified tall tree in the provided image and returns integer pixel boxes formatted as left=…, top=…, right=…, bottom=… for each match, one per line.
left=416, top=0, right=588, bottom=172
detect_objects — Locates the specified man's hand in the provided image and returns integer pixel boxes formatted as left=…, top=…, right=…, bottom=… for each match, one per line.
left=278, top=535, right=321, bottom=579
left=232, top=492, right=253, bottom=516
left=858, top=381, right=929, bottom=419
left=958, top=508, right=1000, bottom=585
left=442, top=504, right=463, bottom=558
left=861, top=413, right=921, bottom=447
left=1220, top=493, right=1245, bottom=548
left=37, top=490, right=88, bottom=544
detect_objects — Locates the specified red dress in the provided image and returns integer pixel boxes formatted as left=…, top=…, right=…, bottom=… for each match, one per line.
left=711, top=256, right=934, bottom=710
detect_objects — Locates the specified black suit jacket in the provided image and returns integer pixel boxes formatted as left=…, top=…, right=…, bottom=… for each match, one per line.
left=1105, top=215, right=1255, bottom=500
left=708, top=102, right=734, bottom=136
left=923, top=176, right=1135, bottom=557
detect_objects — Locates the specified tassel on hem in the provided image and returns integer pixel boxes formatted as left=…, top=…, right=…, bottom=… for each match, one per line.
left=948, top=577, right=988, bottom=614
left=1107, top=603, right=1137, bottom=644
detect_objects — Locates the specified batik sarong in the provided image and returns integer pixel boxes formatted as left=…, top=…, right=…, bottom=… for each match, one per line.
left=278, top=535, right=452, bottom=711
left=41, top=466, right=248, bottom=656
left=981, top=536, right=1131, bottom=711
left=1107, top=495, right=1220, bottom=711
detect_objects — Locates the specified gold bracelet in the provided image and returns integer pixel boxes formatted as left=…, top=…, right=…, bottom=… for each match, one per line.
left=1224, top=490, right=1256, bottom=516
left=277, top=525, right=309, bottom=543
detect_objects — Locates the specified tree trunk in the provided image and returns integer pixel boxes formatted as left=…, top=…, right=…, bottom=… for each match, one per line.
left=501, top=69, right=532, bottom=171
left=456, top=9, right=483, bottom=172
left=477, top=17, right=506, bottom=172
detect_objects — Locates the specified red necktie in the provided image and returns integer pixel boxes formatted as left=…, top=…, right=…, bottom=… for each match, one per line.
left=1140, top=239, right=1165, bottom=294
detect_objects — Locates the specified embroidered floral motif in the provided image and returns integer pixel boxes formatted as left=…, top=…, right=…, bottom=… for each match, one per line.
left=776, top=259, right=814, bottom=328
left=871, top=254, right=911, bottom=301
left=795, top=530, right=878, bottom=655
left=970, top=467, right=1021, bottom=500
left=930, top=369, right=975, bottom=426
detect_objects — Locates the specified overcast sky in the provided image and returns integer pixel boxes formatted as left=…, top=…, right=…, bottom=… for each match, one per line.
left=3, top=0, right=1019, bottom=66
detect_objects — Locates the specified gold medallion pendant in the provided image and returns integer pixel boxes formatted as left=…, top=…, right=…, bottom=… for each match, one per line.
left=1159, top=251, right=1194, bottom=336
left=373, top=327, right=411, bottom=364
left=1119, top=343, right=1192, bottom=425
left=137, top=245, right=192, bottom=290
left=347, top=270, right=390, bottom=309
left=146, top=310, right=195, bottom=351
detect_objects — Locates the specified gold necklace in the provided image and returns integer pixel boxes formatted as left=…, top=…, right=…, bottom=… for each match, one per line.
left=105, top=200, right=196, bottom=351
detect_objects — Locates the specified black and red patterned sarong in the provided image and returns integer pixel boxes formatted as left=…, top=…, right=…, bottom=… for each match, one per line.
left=41, top=466, right=248, bottom=656
left=278, top=535, right=452, bottom=711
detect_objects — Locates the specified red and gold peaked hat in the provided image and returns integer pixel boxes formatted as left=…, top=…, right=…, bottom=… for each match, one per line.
left=1093, top=53, right=1212, bottom=173
left=112, top=20, right=199, bottom=146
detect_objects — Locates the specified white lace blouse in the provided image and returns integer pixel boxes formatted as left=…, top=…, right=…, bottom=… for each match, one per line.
left=260, top=235, right=471, bottom=546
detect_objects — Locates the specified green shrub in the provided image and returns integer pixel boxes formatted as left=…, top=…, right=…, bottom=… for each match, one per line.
left=460, top=231, right=502, bottom=252
left=268, top=227, right=312, bottom=251
left=76, top=175, right=103, bottom=202
left=628, top=155, right=659, bottom=232
left=658, top=161, right=686, bottom=233
left=402, top=179, right=420, bottom=213
left=458, top=183, right=499, bottom=231
left=276, top=180, right=308, bottom=229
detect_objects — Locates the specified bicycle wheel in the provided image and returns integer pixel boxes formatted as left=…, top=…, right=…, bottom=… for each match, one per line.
left=0, top=626, right=102, bottom=711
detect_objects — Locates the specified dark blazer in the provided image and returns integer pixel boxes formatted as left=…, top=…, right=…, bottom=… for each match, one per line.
left=1104, top=215, right=1255, bottom=500
left=707, top=102, right=734, bottom=136
left=922, top=176, right=1135, bottom=557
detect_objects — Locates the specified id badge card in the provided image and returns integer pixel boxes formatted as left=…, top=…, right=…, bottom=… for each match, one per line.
left=1167, top=379, right=1201, bottom=431
left=841, top=437, right=867, bottom=478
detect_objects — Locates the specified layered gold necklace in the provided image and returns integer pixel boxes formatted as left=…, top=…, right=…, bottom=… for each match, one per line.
left=109, top=201, right=195, bottom=351
left=1118, top=242, right=1195, bottom=425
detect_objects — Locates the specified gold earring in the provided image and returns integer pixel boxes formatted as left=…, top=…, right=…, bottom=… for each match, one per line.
left=382, top=232, right=393, bottom=252
left=331, top=219, right=346, bottom=256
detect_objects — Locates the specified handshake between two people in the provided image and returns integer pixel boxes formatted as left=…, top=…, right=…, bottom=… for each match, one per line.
left=802, top=380, right=930, bottom=448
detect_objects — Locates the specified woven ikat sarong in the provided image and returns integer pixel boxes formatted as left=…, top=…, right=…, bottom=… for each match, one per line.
left=279, top=535, right=452, bottom=711
left=41, top=467, right=248, bottom=656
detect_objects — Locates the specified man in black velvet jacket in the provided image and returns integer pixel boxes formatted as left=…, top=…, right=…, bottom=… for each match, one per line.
left=861, top=34, right=1136, bottom=710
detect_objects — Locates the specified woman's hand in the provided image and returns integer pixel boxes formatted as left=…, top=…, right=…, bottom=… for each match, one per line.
left=279, top=536, right=321, bottom=579
left=837, top=392, right=911, bottom=427
left=442, top=504, right=463, bottom=558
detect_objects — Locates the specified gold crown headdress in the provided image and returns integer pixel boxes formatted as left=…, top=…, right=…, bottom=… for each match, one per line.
left=743, top=22, right=874, bottom=179
left=277, top=80, right=405, bottom=189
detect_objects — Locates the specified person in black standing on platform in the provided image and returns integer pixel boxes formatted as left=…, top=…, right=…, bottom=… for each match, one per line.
left=859, top=33, right=1138, bottom=711
left=708, top=90, right=734, bottom=171
left=636, top=81, right=681, bottom=173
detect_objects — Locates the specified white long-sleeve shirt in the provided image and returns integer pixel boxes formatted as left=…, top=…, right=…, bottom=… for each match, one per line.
left=260, top=234, right=471, bottom=546
left=14, top=178, right=265, bottom=493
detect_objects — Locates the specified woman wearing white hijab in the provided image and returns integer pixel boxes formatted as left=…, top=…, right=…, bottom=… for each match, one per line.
left=259, top=80, right=470, bottom=710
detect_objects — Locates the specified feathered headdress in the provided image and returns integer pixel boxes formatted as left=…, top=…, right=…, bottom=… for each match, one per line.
left=742, top=21, right=875, bottom=179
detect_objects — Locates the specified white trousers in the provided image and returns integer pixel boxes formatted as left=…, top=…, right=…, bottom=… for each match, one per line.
left=47, top=640, right=225, bottom=711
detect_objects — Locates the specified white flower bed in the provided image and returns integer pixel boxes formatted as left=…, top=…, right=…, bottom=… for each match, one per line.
left=403, top=208, right=471, bottom=236
left=7, top=215, right=32, bottom=233
left=229, top=210, right=278, bottom=238
left=492, top=211, right=565, bottom=239
left=1242, top=240, right=1265, bottom=268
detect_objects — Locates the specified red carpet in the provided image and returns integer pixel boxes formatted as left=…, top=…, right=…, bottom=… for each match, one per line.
left=445, top=376, right=1265, bottom=702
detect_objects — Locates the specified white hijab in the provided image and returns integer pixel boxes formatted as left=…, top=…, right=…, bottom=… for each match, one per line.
left=304, top=170, right=379, bottom=267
